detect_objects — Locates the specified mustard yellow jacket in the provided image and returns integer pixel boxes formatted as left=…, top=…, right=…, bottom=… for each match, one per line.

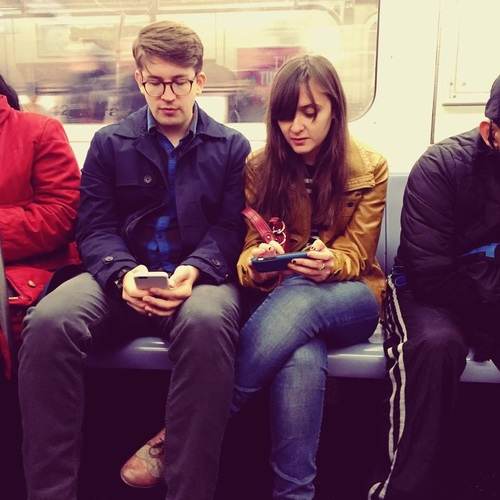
left=237, top=137, right=388, bottom=307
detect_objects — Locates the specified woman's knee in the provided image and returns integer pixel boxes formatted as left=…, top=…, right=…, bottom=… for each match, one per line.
left=289, top=341, right=325, bottom=366
left=332, top=281, right=380, bottom=320
left=283, top=341, right=327, bottom=382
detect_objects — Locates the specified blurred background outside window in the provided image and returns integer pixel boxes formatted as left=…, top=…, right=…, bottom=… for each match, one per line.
left=0, top=0, right=379, bottom=124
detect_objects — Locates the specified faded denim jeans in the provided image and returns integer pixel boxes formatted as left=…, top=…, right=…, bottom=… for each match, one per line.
left=231, top=274, right=379, bottom=500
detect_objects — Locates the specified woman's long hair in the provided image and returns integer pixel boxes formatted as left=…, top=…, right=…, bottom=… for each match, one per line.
left=251, top=55, right=348, bottom=227
left=0, top=74, right=20, bottom=110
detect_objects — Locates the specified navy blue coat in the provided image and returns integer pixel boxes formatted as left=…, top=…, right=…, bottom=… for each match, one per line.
left=76, top=105, right=251, bottom=290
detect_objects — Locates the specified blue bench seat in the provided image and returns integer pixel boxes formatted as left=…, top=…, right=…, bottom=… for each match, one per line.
left=84, top=174, right=500, bottom=383
left=3, top=174, right=500, bottom=383
left=86, top=334, right=500, bottom=383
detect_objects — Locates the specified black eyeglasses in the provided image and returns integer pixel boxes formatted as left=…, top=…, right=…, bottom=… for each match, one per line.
left=141, top=78, right=195, bottom=97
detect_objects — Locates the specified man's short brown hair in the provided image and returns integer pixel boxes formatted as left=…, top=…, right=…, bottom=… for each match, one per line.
left=132, top=20, right=204, bottom=72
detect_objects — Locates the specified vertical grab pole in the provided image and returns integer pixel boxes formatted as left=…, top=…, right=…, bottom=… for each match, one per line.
left=0, top=241, right=16, bottom=378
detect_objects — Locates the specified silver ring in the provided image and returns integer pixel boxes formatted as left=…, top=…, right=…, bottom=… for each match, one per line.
left=320, top=264, right=326, bottom=271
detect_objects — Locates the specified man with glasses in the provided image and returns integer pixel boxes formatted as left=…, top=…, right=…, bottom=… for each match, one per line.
left=18, top=20, right=250, bottom=500
left=369, top=75, right=500, bottom=500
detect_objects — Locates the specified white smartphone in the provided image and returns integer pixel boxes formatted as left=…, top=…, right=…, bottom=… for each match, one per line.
left=134, top=271, right=169, bottom=290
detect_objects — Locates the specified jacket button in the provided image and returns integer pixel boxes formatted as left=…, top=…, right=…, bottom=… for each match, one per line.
left=144, top=175, right=153, bottom=184
left=28, top=280, right=36, bottom=288
left=103, top=255, right=114, bottom=264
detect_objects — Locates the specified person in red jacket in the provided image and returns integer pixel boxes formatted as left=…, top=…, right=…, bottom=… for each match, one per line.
left=0, top=75, right=80, bottom=379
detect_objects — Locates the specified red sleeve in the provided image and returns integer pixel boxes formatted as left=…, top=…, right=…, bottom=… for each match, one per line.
left=0, top=117, right=80, bottom=262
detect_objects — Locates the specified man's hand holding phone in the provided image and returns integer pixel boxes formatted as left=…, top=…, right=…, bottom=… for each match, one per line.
left=141, top=265, right=199, bottom=317
left=135, top=271, right=170, bottom=290
left=122, top=265, right=151, bottom=315
left=122, top=264, right=199, bottom=317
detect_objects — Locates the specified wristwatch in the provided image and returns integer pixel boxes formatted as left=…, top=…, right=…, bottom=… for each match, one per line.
left=112, top=268, right=131, bottom=295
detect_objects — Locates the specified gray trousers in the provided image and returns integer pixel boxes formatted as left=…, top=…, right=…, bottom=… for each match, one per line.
left=18, top=272, right=240, bottom=500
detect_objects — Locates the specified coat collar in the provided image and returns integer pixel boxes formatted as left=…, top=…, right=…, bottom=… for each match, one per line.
left=344, top=136, right=377, bottom=191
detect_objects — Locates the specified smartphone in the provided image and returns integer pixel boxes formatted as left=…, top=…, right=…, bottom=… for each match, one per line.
left=250, top=252, right=309, bottom=273
left=134, top=271, right=169, bottom=290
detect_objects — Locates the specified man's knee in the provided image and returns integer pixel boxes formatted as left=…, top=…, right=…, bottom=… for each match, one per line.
left=414, top=326, right=468, bottom=363
left=175, top=304, right=237, bottom=349
left=170, top=285, right=240, bottom=361
left=177, top=285, right=239, bottom=336
left=21, top=297, right=90, bottom=359
left=20, top=274, right=108, bottom=358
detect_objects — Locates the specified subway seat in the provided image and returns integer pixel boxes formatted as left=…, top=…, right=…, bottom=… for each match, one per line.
left=86, top=174, right=500, bottom=383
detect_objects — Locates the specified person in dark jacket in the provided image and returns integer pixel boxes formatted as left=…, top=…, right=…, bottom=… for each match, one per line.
left=369, top=75, right=500, bottom=500
left=17, top=21, right=250, bottom=500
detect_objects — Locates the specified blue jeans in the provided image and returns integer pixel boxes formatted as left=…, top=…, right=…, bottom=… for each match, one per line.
left=232, top=275, right=379, bottom=500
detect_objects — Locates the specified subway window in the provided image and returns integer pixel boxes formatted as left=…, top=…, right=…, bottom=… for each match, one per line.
left=0, top=0, right=379, bottom=125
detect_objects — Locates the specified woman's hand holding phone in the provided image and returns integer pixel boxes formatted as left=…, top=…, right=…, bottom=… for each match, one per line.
left=248, top=240, right=285, bottom=284
left=288, top=239, right=335, bottom=282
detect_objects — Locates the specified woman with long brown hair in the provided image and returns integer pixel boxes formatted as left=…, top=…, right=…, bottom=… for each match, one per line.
left=232, top=54, right=388, bottom=499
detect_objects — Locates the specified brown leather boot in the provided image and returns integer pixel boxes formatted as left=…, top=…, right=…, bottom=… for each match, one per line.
left=120, top=428, right=166, bottom=488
